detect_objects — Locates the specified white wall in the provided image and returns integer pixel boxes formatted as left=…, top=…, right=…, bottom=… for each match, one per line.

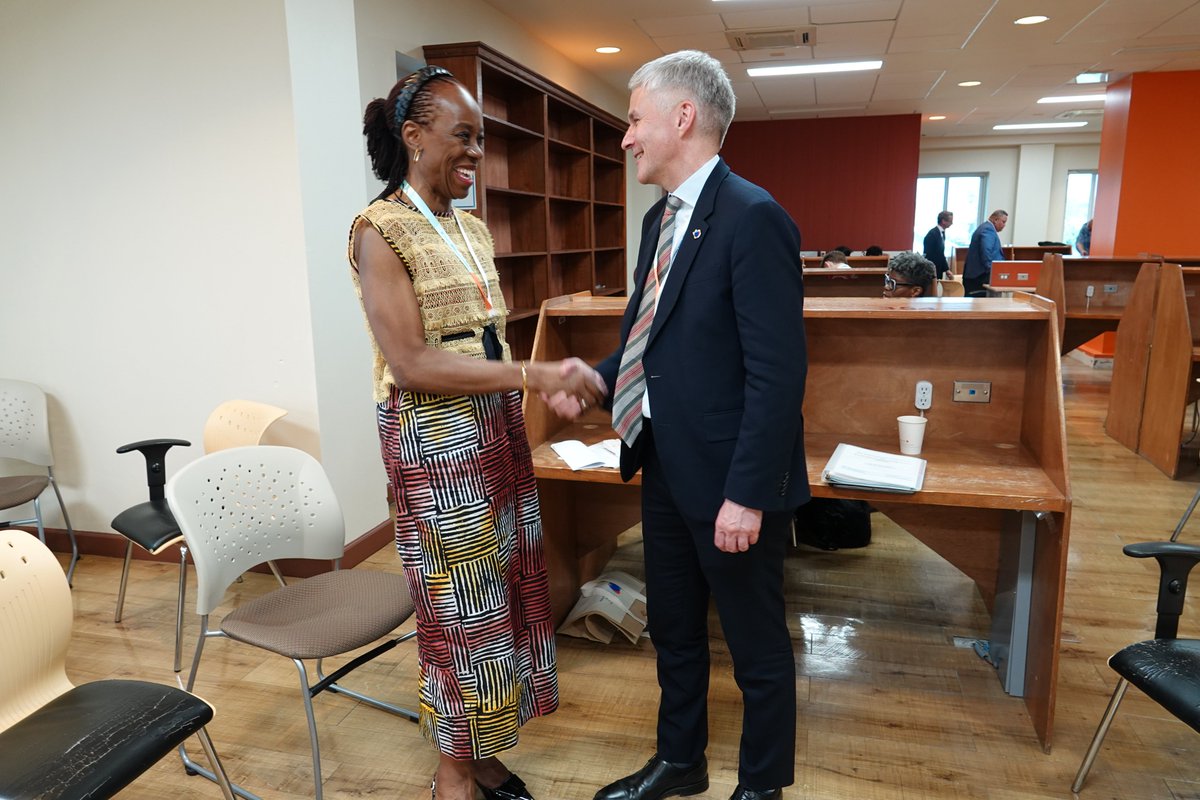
left=919, top=137, right=1100, bottom=245
left=0, top=0, right=319, bottom=533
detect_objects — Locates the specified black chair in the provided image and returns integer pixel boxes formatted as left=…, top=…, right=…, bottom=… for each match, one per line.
left=1072, top=541, right=1200, bottom=792
left=0, top=529, right=235, bottom=800
left=111, top=438, right=192, bottom=672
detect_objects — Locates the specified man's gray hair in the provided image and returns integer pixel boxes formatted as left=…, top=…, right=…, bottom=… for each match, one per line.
left=888, top=251, right=936, bottom=293
left=629, top=50, right=736, bottom=144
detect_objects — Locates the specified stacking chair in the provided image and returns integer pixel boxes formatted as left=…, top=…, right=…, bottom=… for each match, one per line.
left=112, top=399, right=288, bottom=672
left=0, top=378, right=79, bottom=585
left=167, top=445, right=417, bottom=800
left=0, top=529, right=235, bottom=800
left=1072, top=541, right=1200, bottom=792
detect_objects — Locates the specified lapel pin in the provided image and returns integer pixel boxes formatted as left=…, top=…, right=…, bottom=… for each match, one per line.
left=692, top=229, right=702, bottom=239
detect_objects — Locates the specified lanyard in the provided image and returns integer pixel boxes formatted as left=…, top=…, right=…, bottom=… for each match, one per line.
left=401, top=181, right=495, bottom=316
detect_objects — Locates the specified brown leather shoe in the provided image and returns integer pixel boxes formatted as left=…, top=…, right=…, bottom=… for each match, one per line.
left=593, top=755, right=708, bottom=800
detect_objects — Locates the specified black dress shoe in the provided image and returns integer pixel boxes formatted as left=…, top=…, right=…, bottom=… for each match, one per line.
left=729, top=786, right=781, bottom=800
left=593, top=754, right=708, bottom=800
left=478, top=773, right=534, bottom=800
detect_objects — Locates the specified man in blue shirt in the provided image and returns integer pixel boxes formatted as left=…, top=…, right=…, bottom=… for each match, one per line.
left=963, top=209, right=1008, bottom=297
left=1076, top=219, right=1093, bottom=256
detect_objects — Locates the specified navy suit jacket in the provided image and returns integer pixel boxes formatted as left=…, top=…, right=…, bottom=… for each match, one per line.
left=597, top=159, right=810, bottom=518
left=922, top=225, right=949, bottom=275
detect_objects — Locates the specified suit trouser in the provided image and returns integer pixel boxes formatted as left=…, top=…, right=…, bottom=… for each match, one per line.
left=640, top=426, right=796, bottom=790
left=963, top=274, right=988, bottom=296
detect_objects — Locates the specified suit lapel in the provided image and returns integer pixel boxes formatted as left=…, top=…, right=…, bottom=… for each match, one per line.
left=648, top=160, right=729, bottom=345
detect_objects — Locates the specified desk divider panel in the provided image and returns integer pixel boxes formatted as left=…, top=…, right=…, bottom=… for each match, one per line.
left=1105, top=262, right=1162, bottom=452
left=801, top=268, right=887, bottom=297
left=1138, top=264, right=1199, bottom=477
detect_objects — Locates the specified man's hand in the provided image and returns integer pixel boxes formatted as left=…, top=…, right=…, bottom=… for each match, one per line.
left=714, top=498, right=763, bottom=553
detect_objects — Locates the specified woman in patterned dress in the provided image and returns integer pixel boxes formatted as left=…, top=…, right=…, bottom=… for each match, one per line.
left=350, top=67, right=606, bottom=800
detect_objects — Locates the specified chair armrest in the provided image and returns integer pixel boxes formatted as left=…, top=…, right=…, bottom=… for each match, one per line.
left=1124, top=541, right=1200, bottom=639
left=116, top=439, right=191, bottom=501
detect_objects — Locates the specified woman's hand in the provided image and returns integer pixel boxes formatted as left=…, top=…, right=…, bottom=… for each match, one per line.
left=533, top=358, right=606, bottom=420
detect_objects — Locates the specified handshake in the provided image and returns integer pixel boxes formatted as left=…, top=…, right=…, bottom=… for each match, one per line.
left=526, top=357, right=608, bottom=422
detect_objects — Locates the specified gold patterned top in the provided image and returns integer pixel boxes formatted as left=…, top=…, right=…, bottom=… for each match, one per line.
left=348, top=200, right=510, bottom=402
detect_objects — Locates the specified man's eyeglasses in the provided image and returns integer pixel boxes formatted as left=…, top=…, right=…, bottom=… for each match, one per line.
left=884, top=275, right=918, bottom=291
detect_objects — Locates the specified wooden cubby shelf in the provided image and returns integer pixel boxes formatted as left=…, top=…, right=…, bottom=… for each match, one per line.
left=424, top=41, right=628, bottom=360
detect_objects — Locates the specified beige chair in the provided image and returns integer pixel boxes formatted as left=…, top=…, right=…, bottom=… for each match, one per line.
left=168, top=445, right=416, bottom=800
left=0, top=529, right=235, bottom=799
left=0, top=378, right=79, bottom=585
left=112, top=400, right=288, bottom=672
left=936, top=278, right=966, bottom=297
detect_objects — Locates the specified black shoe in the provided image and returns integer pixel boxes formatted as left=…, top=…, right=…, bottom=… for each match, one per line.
left=593, top=755, right=708, bottom=800
left=729, top=786, right=781, bottom=800
left=478, top=773, right=534, bottom=800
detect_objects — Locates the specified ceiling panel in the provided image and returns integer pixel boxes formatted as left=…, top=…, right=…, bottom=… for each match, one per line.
left=718, top=6, right=813, bottom=29
left=809, top=0, right=901, bottom=25
left=814, top=72, right=881, bottom=104
left=635, top=14, right=725, bottom=38
left=1059, top=0, right=1196, bottom=43
left=1142, top=2, right=1200, bottom=37
left=750, top=76, right=818, bottom=108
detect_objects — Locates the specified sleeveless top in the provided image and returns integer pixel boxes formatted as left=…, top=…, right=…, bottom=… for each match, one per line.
left=348, top=200, right=511, bottom=402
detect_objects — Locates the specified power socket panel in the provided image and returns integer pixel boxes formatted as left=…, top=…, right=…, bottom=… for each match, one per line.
left=915, top=380, right=933, bottom=410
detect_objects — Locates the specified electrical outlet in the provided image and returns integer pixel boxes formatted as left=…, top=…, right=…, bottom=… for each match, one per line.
left=915, top=380, right=933, bottom=410
left=953, top=380, right=991, bottom=403
left=1104, top=284, right=1119, bottom=294
left=1085, top=284, right=1095, bottom=298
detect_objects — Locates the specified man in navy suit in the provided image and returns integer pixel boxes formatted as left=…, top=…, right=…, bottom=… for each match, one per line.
left=963, top=209, right=1008, bottom=297
left=591, top=50, right=808, bottom=800
left=922, top=210, right=953, bottom=278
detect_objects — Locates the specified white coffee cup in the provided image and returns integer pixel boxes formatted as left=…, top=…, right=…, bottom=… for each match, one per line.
left=897, top=415, right=927, bottom=455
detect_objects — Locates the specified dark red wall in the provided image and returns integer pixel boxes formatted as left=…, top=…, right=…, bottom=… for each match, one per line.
left=722, top=114, right=921, bottom=252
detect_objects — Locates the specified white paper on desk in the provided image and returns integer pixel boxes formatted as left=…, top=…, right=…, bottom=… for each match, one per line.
left=550, top=439, right=621, bottom=471
left=821, top=443, right=926, bottom=493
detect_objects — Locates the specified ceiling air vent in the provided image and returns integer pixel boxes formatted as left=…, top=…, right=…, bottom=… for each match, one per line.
left=1056, top=108, right=1104, bottom=119
left=725, top=27, right=815, bottom=51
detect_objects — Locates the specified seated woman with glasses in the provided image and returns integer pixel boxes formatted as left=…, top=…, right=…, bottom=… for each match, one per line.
left=882, top=251, right=936, bottom=298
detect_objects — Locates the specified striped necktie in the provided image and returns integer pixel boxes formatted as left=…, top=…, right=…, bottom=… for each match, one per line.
left=612, top=195, right=683, bottom=446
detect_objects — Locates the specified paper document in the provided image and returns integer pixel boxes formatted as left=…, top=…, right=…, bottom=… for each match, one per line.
left=821, top=443, right=927, bottom=493
left=550, top=438, right=620, bottom=471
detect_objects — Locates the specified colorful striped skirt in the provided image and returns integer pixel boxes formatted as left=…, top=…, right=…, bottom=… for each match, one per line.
left=377, top=386, right=559, bottom=759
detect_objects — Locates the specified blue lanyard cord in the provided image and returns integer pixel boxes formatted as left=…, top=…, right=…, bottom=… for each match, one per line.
left=400, top=181, right=495, bottom=315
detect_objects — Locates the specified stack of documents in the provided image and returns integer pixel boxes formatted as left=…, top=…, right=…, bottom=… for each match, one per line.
left=821, top=443, right=927, bottom=493
left=550, top=438, right=621, bottom=471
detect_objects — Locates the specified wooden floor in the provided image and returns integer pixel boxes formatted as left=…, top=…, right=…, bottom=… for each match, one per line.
left=55, top=359, right=1200, bottom=799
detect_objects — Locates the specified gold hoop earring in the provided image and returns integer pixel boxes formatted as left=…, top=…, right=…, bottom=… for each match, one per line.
left=413, top=148, right=422, bottom=163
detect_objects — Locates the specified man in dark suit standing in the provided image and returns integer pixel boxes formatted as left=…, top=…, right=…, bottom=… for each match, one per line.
left=592, top=50, right=808, bottom=800
left=922, top=210, right=953, bottom=278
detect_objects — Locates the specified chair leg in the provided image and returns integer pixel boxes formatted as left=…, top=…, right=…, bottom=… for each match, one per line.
left=47, top=468, right=79, bottom=586
left=267, top=560, right=287, bottom=587
left=114, top=540, right=135, bottom=623
left=1172, top=483, right=1200, bottom=541
left=294, top=659, right=326, bottom=800
left=1072, top=677, right=1131, bottom=793
left=193, top=726, right=237, bottom=800
left=175, top=545, right=189, bottom=672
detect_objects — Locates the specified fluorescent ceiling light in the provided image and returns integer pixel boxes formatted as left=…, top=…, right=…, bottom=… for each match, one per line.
left=928, top=115, right=947, bottom=120
left=957, top=80, right=982, bottom=87
left=1075, top=72, right=1108, bottom=84
left=747, top=60, right=882, bottom=77
left=1014, top=15, right=1049, bottom=25
left=595, top=46, right=621, bottom=54
left=993, top=121, right=1088, bottom=130
left=1038, top=94, right=1105, bottom=104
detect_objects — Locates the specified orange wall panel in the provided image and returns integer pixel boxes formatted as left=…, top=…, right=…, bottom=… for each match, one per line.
left=1094, top=71, right=1200, bottom=257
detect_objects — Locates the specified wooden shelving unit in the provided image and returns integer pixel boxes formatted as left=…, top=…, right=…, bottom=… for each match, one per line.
left=423, top=41, right=628, bottom=360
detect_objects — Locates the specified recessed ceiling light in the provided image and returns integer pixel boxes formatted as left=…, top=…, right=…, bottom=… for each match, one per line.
left=595, top=46, right=621, bottom=54
left=928, top=115, right=947, bottom=121
left=1037, top=94, right=1105, bottom=104
left=746, top=60, right=883, bottom=77
left=1014, top=15, right=1049, bottom=25
left=1075, top=72, right=1108, bottom=84
left=993, top=121, right=1088, bottom=130
left=957, top=80, right=982, bottom=87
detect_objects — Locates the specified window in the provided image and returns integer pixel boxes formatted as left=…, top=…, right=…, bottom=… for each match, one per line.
left=1063, top=170, right=1097, bottom=254
left=912, top=174, right=987, bottom=258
